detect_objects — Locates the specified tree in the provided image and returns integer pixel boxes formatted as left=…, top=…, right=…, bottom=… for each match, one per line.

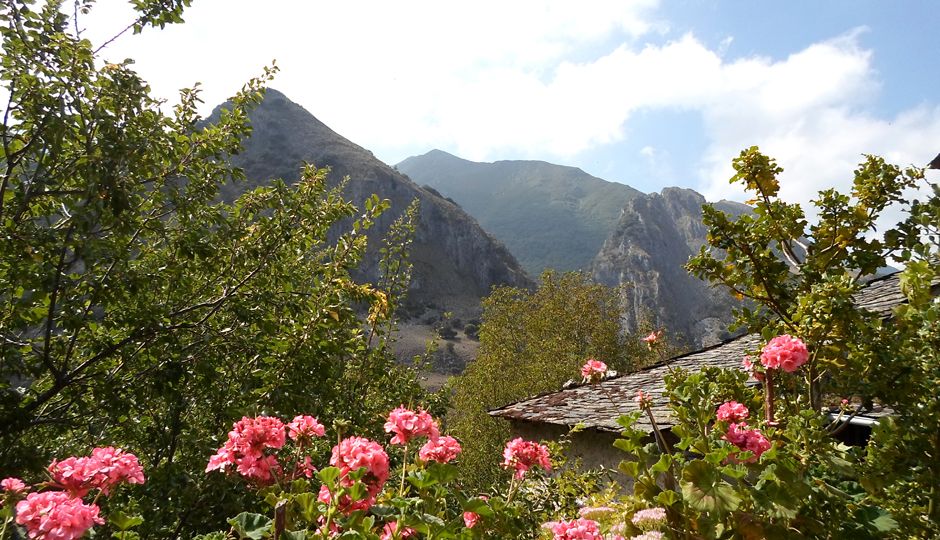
left=448, top=271, right=661, bottom=490
left=0, top=1, right=430, bottom=535
left=612, top=147, right=940, bottom=537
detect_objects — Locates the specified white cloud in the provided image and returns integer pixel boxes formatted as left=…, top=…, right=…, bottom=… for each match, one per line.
left=76, top=0, right=661, bottom=158
left=73, top=2, right=940, bottom=225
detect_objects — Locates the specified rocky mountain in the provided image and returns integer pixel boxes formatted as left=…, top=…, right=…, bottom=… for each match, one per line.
left=208, top=89, right=532, bottom=314
left=593, top=188, right=751, bottom=348
left=396, top=150, right=641, bottom=275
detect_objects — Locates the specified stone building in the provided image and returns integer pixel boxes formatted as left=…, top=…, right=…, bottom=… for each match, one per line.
left=488, top=272, right=933, bottom=470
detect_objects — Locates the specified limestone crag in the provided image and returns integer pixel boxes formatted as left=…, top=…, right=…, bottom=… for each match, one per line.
left=592, top=187, right=750, bottom=347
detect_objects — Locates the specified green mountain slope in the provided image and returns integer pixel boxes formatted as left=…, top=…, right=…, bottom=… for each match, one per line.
left=396, top=150, right=641, bottom=274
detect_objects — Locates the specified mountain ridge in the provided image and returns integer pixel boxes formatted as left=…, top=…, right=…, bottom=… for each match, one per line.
left=208, top=89, right=533, bottom=315
left=397, top=149, right=642, bottom=274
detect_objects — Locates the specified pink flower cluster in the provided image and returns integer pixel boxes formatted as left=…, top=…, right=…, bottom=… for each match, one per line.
left=11, top=447, right=145, bottom=540
left=580, top=358, right=608, bottom=382
left=380, top=520, right=416, bottom=540
left=287, top=415, right=325, bottom=441
left=760, top=334, right=808, bottom=373
left=631, top=507, right=666, bottom=530
left=418, top=435, right=462, bottom=464
left=384, top=406, right=439, bottom=445
left=502, top=438, right=551, bottom=479
left=723, top=422, right=772, bottom=463
left=206, top=416, right=290, bottom=484
left=716, top=401, right=749, bottom=423
left=15, top=492, right=104, bottom=540
left=463, top=510, right=480, bottom=529
left=463, top=495, right=488, bottom=528
left=544, top=517, right=603, bottom=540
left=317, top=436, right=390, bottom=513
left=642, top=330, right=664, bottom=349
left=2, top=477, right=27, bottom=494
left=634, top=390, right=653, bottom=409
left=48, top=447, right=145, bottom=497
left=741, top=356, right=764, bottom=381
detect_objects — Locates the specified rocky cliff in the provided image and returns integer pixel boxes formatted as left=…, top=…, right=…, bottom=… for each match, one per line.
left=396, top=150, right=641, bottom=275
left=208, top=89, right=532, bottom=313
left=592, top=188, right=750, bottom=347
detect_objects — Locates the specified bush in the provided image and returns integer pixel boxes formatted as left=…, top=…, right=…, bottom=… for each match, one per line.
left=606, top=149, right=939, bottom=538
left=448, top=271, right=661, bottom=490
left=0, top=2, right=432, bottom=535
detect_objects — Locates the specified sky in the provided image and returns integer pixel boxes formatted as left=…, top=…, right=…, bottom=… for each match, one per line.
left=78, top=1, right=939, bottom=214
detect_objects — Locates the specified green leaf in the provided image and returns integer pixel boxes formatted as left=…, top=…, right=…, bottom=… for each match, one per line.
left=228, top=513, right=273, bottom=540
left=292, top=493, right=319, bottom=522
left=108, top=511, right=144, bottom=532
left=317, top=466, right=341, bottom=486
left=650, top=454, right=671, bottom=474
left=618, top=459, right=639, bottom=477
left=680, top=460, right=742, bottom=513
left=655, top=490, right=679, bottom=507
left=426, top=462, right=459, bottom=484
left=461, top=498, right=493, bottom=517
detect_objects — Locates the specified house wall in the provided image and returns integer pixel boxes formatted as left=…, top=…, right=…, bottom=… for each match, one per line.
left=506, top=418, right=684, bottom=493
left=508, top=419, right=627, bottom=472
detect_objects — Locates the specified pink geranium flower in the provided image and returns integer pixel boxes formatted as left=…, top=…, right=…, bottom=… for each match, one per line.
left=384, top=406, right=439, bottom=445
left=89, top=447, right=145, bottom=494
left=15, top=491, right=104, bottom=540
left=580, top=358, right=608, bottom=382
left=318, top=436, right=389, bottom=514
left=723, top=422, right=771, bottom=462
left=741, top=356, right=765, bottom=381
left=642, top=330, right=664, bottom=350
left=760, top=335, right=809, bottom=372
left=502, top=438, right=551, bottom=479
left=716, top=401, right=750, bottom=423
left=418, top=436, right=462, bottom=463
left=1, top=477, right=26, bottom=494
left=47, top=456, right=98, bottom=497
left=544, top=517, right=603, bottom=540
left=206, top=416, right=287, bottom=484
left=380, top=520, right=416, bottom=540
left=634, top=389, right=653, bottom=409
left=48, top=447, right=144, bottom=497
left=287, top=415, right=325, bottom=441
left=294, top=456, right=316, bottom=479
left=463, top=510, right=481, bottom=528
left=463, top=495, right=488, bottom=528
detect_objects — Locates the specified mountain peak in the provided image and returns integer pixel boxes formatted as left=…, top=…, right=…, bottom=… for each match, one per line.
left=206, top=90, right=532, bottom=312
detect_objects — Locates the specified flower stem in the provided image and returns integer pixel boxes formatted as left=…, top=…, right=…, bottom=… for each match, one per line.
left=399, top=443, right=409, bottom=496
left=505, top=475, right=518, bottom=504
left=764, top=369, right=776, bottom=424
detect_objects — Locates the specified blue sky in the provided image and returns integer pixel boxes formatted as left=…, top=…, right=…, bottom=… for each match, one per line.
left=80, top=1, right=940, bottom=213
left=590, top=1, right=940, bottom=194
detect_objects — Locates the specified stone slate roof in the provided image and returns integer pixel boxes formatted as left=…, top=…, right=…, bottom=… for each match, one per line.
left=489, top=271, right=937, bottom=433
left=489, top=333, right=762, bottom=433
